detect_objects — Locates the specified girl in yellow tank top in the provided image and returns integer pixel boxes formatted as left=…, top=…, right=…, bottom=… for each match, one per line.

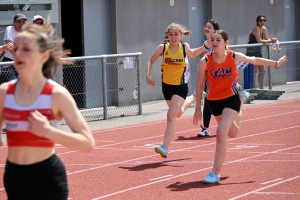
left=146, top=23, right=213, bottom=158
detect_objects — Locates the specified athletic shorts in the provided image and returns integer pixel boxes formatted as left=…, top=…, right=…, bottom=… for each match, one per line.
left=162, top=82, right=188, bottom=100
left=207, top=93, right=241, bottom=116
left=4, top=154, right=68, bottom=200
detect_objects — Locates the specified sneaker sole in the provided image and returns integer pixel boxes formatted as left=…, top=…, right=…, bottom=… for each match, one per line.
left=154, top=147, right=167, bottom=158
left=197, top=134, right=209, bottom=137
left=202, top=180, right=220, bottom=184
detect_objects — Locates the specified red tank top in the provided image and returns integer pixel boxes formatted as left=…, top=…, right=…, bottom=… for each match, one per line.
left=205, top=50, right=239, bottom=100
left=4, top=79, right=60, bottom=147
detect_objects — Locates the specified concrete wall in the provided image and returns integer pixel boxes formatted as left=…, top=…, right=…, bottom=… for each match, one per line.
left=208, top=0, right=285, bottom=45
left=112, top=0, right=191, bottom=101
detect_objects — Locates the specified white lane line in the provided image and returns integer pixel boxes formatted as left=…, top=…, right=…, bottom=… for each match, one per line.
left=91, top=145, right=300, bottom=200
left=58, top=110, right=300, bottom=156
left=66, top=125, right=300, bottom=175
left=149, top=175, right=173, bottom=181
left=229, top=143, right=286, bottom=146
left=228, top=176, right=300, bottom=200
left=261, top=178, right=283, bottom=184
left=254, top=191, right=300, bottom=195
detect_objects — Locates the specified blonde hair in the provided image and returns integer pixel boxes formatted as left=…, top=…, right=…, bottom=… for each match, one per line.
left=163, top=23, right=192, bottom=42
left=20, top=17, right=72, bottom=79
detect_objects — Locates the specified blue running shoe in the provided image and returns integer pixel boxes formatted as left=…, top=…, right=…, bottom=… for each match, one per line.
left=154, top=144, right=168, bottom=158
left=203, top=172, right=220, bottom=184
left=238, top=90, right=250, bottom=101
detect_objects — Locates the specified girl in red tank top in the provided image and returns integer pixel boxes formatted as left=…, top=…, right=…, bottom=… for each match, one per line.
left=193, top=30, right=287, bottom=184
left=0, top=18, right=95, bottom=199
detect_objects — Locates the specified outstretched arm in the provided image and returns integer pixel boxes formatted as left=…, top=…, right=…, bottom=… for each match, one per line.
left=146, top=44, right=164, bottom=86
left=184, top=42, right=211, bottom=58
left=235, top=52, right=287, bottom=68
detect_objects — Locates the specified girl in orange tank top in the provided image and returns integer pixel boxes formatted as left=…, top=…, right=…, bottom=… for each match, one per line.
left=193, top=30, right=287, bottom=184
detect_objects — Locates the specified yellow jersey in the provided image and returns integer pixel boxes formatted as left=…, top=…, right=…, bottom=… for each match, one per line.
left=161, top=43, right=189, bottom=85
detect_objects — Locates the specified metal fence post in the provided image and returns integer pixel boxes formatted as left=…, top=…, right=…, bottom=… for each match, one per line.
left=267, top=45, right=272, bottom=90
left=136, top=52, right=142, bottom=115
left=102, top=55, right=108, bottom=120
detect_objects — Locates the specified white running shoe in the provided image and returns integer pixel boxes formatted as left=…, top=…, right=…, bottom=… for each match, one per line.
left=154, top=144, right=168, bottom=158
left=238, top=90, right=250, bottom=101
left=198, top=125, right=210, bottom=137
left=193, top=89, right=207, bottom=99
left=203, top=172, right=220, bottom=184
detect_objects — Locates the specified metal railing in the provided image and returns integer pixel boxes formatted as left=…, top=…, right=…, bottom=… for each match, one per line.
left=0, top=52, right=143, bottom=123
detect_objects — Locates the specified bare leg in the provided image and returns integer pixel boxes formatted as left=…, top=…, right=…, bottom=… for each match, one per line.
left=163, top=95, right=185, bottom=148
left=228, top=98, right=245, bottom=138
left=254, top=65, right=265, bottom=89
left=177, top=94, right=196, bottom=117
left=212, top=108, right=239, bottom=174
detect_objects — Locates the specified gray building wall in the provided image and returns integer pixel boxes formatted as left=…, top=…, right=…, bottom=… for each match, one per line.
left=111, top=0, right=191, bottom=101
left=207, top=0, right=285, bottom=45
left=0, top=0, right=298, bottom=104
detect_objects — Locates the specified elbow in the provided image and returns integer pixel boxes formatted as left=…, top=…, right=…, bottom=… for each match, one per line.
left=82, top=137, right=95, bottom=152
left=82, top=142, right=95, bottom=152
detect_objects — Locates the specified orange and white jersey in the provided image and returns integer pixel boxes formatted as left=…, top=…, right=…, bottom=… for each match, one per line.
left=205, top=50, right=240, bottom=100
left=4, top=79, right=60, bottom=147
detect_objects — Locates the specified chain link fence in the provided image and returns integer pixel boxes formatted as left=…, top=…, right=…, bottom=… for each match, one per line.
left=0, top=52, right=142, bottom=124
left=188, top=40, right=300, bottom=95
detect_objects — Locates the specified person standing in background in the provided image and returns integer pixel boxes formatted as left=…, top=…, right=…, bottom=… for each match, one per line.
left=246, top=14, right=277, bottom=89
left=1, top=13, right=27, bottom=84
left=32, top=15, right=44, bottom=25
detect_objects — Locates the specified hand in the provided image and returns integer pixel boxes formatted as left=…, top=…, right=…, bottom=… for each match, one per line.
left=146, top=75, right=155, bottom=86
left=0, top=43, right=13, bottom=52
left=276, top=55, right=288, bottom=68
left=28, top=110, right=52, bottom=138
left=271, top=38, right=277, bottom=43
left=193, top=109, right=202, bottom=125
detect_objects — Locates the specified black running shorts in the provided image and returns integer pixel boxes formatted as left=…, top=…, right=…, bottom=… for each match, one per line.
left=162, top=82, right=188, bottom=100
left=207, top=93, right=241, bottom=116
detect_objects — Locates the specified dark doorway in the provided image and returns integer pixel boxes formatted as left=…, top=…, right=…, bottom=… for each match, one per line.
left=61, top=0, right=85, bottom=108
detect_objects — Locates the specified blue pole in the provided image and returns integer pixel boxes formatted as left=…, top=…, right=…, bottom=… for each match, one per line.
left=244, top=64, right=254, bottom=89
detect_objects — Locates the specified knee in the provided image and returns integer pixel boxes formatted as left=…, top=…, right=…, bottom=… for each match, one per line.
left=167, top=112, right=177, bottom=122
left=228, top=131, right=238, bottom=138
left=215, top=130, right=227, bottom=143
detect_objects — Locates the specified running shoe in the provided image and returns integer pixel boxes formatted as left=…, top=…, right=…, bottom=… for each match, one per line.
left=193, top=89, right=207, bottom=99
left=198, top=125, right=210, bottom=137
left=154, top=144, right=168, bottom=158
left=203, top=172, right=220, bottom=184
left=238, top=90, right=250, bottom=101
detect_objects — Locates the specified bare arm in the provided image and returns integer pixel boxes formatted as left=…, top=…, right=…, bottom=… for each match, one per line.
left=262, top=27, right=277, bottom=43
left=193, top=57, right=206, bottom=125
left=184, top=42, right=210, bottom=58
left=146, top=44, right=164, bottom=86
left=253, top=27, right=276, bottom=44
left=0, top=83, right=9, bottom=146
left=4, top=40, right=14, bottom=55
left=235, top=52, right=287, bottom=68
left=28, top=85, right=95, bottom=152
left=0, top=43, right=13, bottom=52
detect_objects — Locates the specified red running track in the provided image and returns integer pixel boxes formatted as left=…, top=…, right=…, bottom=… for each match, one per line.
left=0, top=99, right=299, bottom=199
